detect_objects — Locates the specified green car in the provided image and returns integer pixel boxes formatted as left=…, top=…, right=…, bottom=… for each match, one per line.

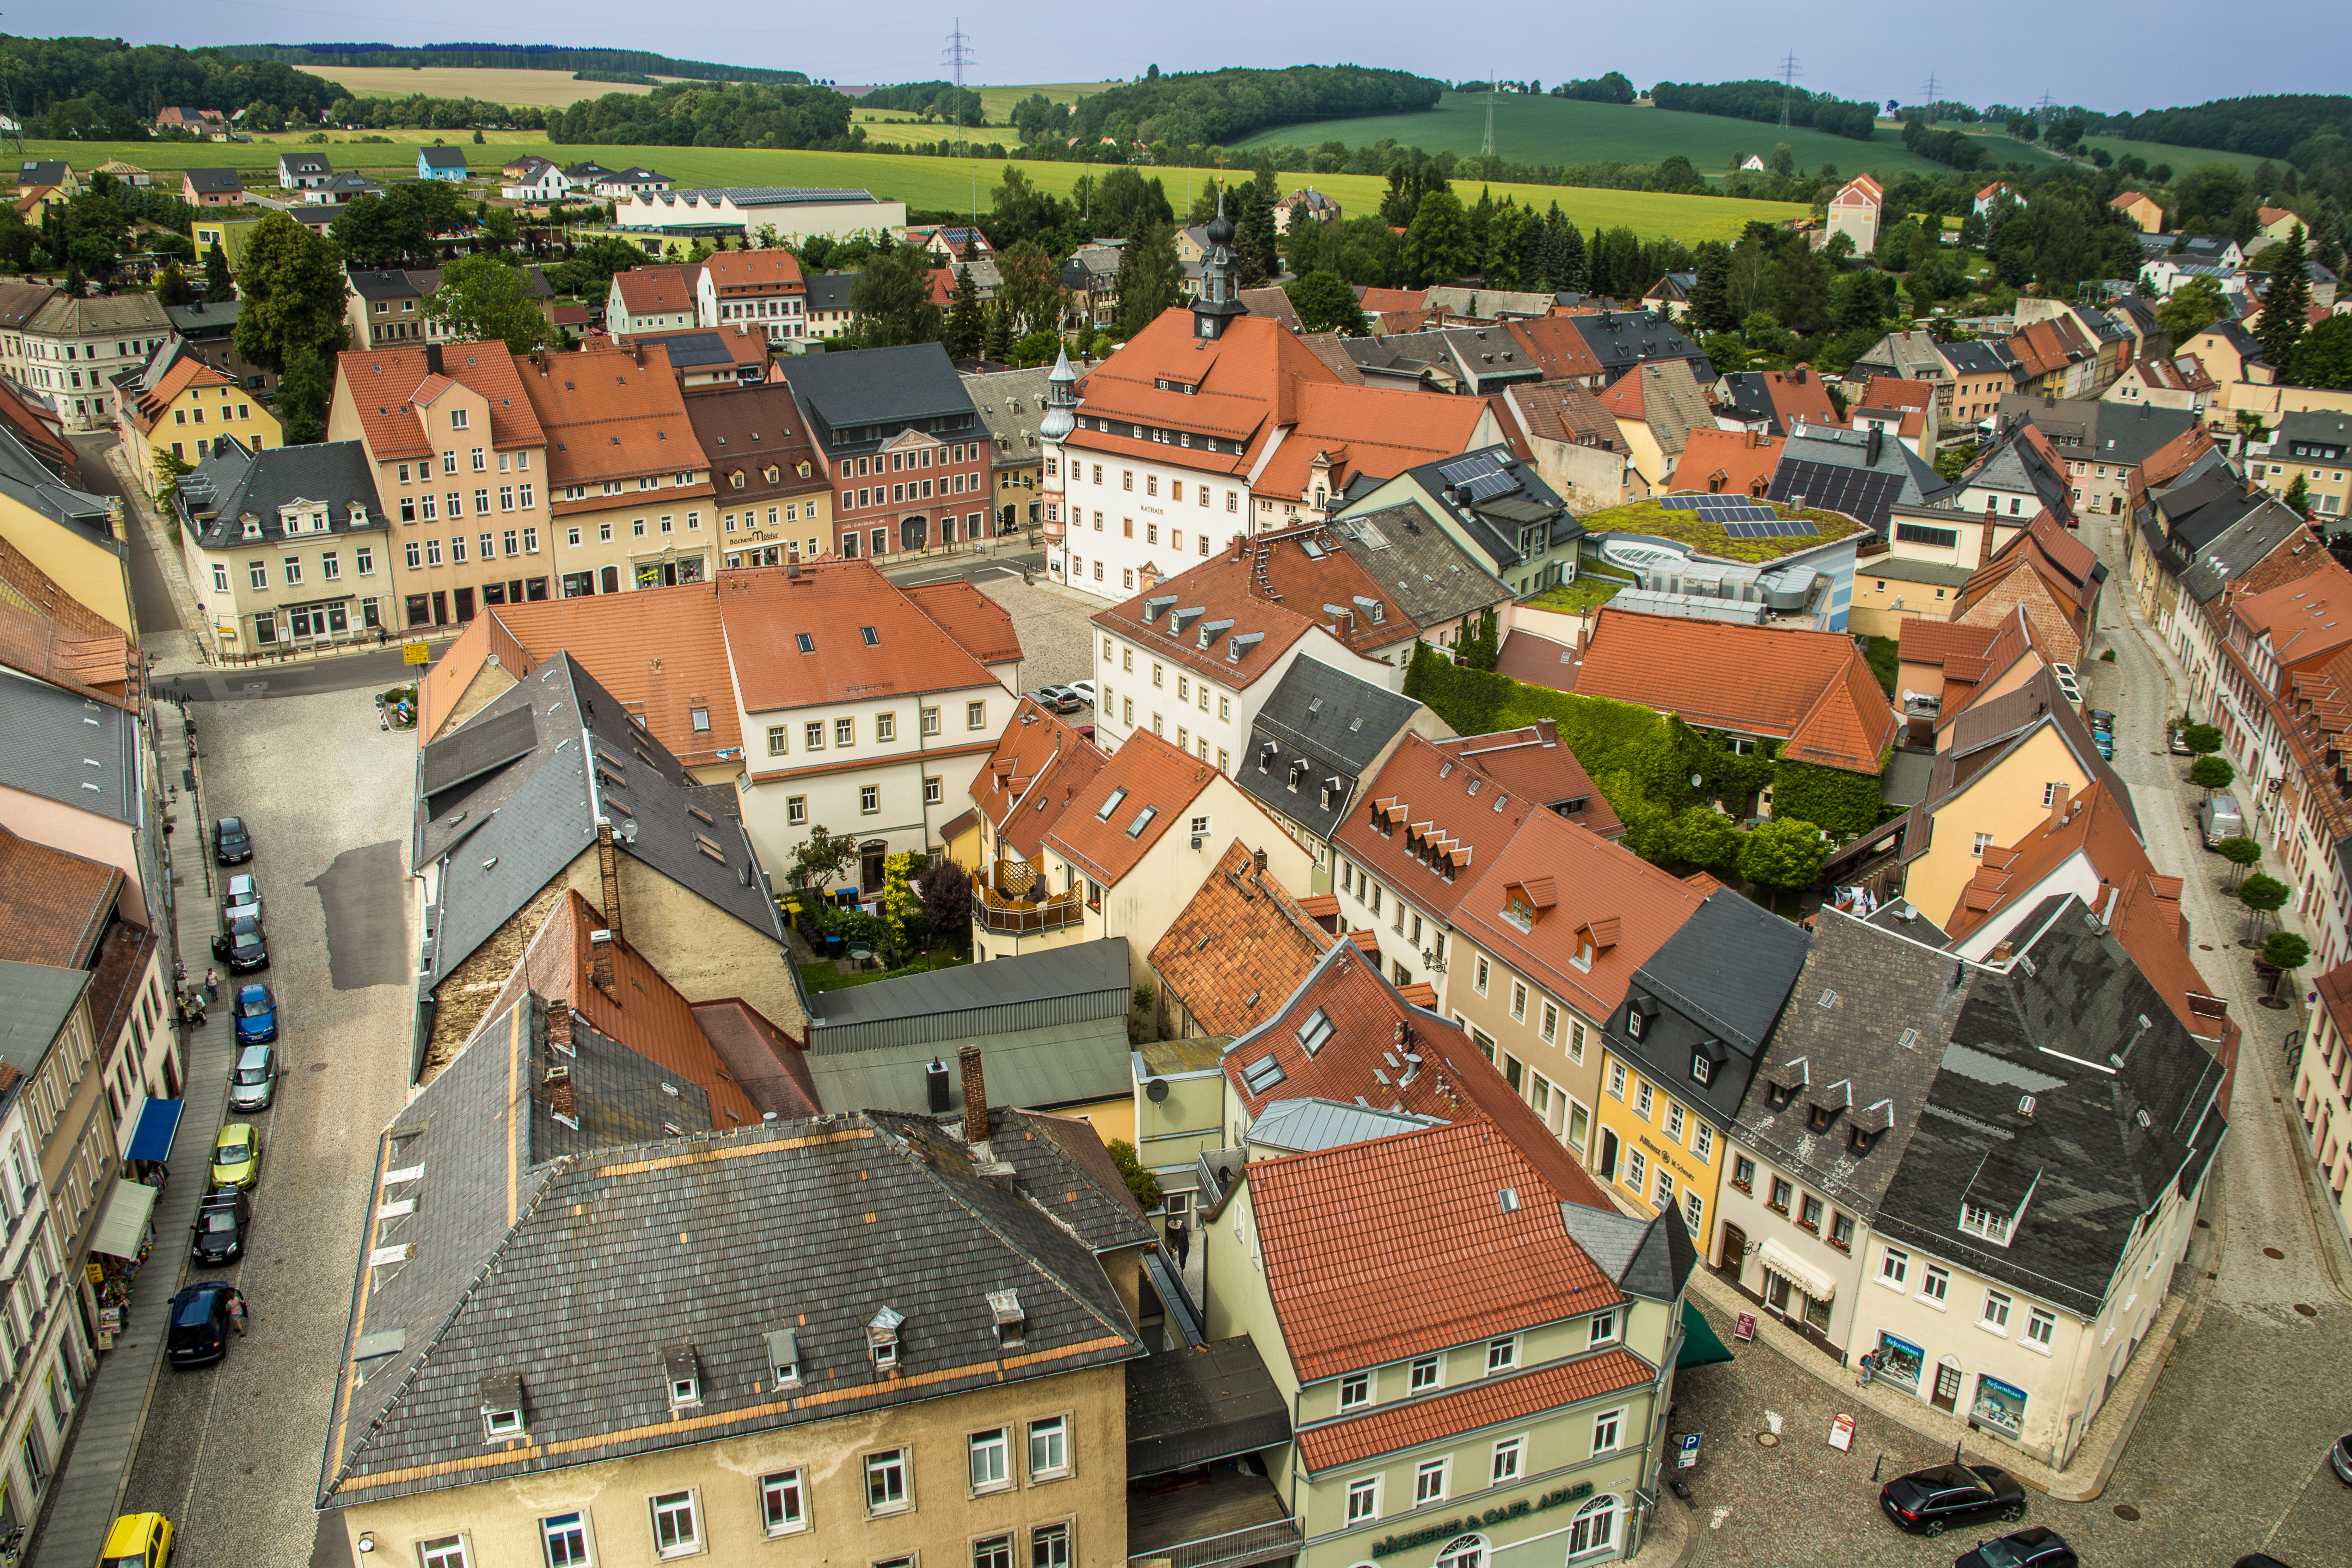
left=210, top=1123, right=260, bottom=1191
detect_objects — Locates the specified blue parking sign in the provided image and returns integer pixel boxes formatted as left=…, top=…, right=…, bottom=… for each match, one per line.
left=1677, top=1433, right=1702, bottom=1469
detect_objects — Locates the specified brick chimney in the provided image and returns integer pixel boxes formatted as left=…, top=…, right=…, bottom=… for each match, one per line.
left=596, top=817, right=625, bottom=940
left=2045, top=782, right=2071, bottom=826
left=548, top=1001, right=573, bottom=1052
left=588, top=929, right=618, bottom=998
left=957, top=1043, right=989, bottom=1144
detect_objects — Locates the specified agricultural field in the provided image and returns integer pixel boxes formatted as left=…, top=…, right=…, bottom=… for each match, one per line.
left=16, top=137, right=1801, bottom=243
left=313, top=65, right=659, bottom=105
left=2079, top=135, right=2272, bottom=179
left=1235, top=92, right=2067, bottom=184
left=850, top=83, right=1116, bottom=146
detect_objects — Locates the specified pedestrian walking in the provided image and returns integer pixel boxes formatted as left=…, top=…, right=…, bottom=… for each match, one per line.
left=204, top=968, right=219, bottom=1001
left=1167, top=1217, right=1191, bottom=1269
left=227, top=1290, right=248, bottom=1335
left=193, top=997, right=208, bottom=1028
left=1857, top=1351, right=1877, bottom=1387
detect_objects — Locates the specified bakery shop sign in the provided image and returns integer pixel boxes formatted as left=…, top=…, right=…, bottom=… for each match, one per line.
left=1368, top=1482, right=1595, bottom=1556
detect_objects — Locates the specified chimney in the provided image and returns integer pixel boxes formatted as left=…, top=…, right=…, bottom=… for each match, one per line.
left=1991, top=940, right=2014, bottom=964
left=548, top=1003, right=573, bottom=1053
left=1980, top=511, right=1996, bottom=568
left=926, top=1057, right=952, bottom=1115
left=589, top=929, right=618, bottom=998
left=1253, top=845, right=1268, bottom=878
left=2046, top=782, right=2071, bottom=825
left=595, top=818, right=625, bottom=940
left=425, top=343, right=444, bottom=377
left=957, top=1044, right=990, bottom=1145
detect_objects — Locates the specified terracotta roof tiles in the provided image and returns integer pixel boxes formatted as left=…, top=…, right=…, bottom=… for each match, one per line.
left=1668, top=428, right=1782, bottom=498
left=1043, top=728, right=1218, bottom=888
left=612, top=266, right=697, bottom=316
left=973, top=700, right=1105, bottom=860
left=335, top=342, right=545, bottom=459
left=1332, top=734, right=1535, bottom=924
left=1148, top=839, right=1335, bottom=1040
left=470, top=585, right=742, bottom=767
left=1296, top=1348, right=1654, bottom=1472
left=720, top=560, right=1004, bottom=723
left=905, top=579, right=1021, bottom=665
left=518, top=339, right=707, bottom=494
left=0, top=824, right=122, bottom=967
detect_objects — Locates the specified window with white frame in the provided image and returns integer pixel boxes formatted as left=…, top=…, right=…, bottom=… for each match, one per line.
left=1587, top=1311, right=1617, bottom=1348
left=1922, top=1264, right=1950, bottom=1303
left=1031, top=1523, right=1071, bottom=1568
left=1474, top=956, right=1490, bottom=994
left=1590, top=1407, right=1624, bottom=1455
left=1485, top=1335, right=1516, bottom=1372
left=1409, top=1355, right=1440, bottom=1393
left=1879, top=1247, right=1909, bottom=1288
left=1607, top=1061, right=1626, bottom=1099
left=1635, top=1081, right=1654, bottom=1120
left=1491, top=1435, right=1526, bottom=1483
left=1415, top=1457, right=1449, bottom=1505
left=648, top=1491, right=699, bottom=1558
left=1540, top=1002, right=1558, bottom=1043
left=866, top=1449, right=910, bottom=1512
left=1692, top=1123, right=1714, bottom=1163
left=1960, top=1202, right=2013, bottom=1245
left=760, top=1470, right=807, bottom=1535
left=420, top=1538, right=469, bottom=1568
left=1346, top=1476, right=1381, bottom=1523
left=1664, top=1102, right=1685, bottom=1140
left=1028, top=1416, right=1068, bottom=1478
left=970, top=1428, right=1010, bottom=1490
left=2025, top=1308, right=2056, bottom=1347
left=1339, top=1372, right=1371, bottom=1411
left=1980, top=1289, right=2013, bottom=1331
left=542, top=1513, right=591, bottom=1567
left=974, top=1537, right=1014, bottom=1568
left=1511, top=981, right=1528, bottom=1021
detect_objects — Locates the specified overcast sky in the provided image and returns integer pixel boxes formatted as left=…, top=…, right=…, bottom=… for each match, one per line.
left=63, top=0, right=2352, bottom=112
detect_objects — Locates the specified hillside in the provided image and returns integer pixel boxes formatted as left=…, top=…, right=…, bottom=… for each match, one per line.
left=219, top=42, right=805, bottom=85
left=323, top=66, right=662, bottom=107
left=1237, top=92, right=2064, bottom=182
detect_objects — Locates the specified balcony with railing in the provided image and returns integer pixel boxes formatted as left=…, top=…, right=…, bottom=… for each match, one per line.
left=1128, top=1470, right=1302, bottom=1568
left=1195, top=1148, right=1247, bottom=1214
left=975, top=856, right=1086, bottom=937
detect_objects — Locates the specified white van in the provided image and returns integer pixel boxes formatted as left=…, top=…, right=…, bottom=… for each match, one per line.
left=2201, top=794, right=2244, bottom=849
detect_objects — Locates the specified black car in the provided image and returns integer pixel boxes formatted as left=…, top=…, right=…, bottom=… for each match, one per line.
left=190, top=1190, right=251, bottom=1266
left=165, top=1281, right=243, bottom=1367
left=211, top=913, right=268, bottom=973
left=1956, top=1526, right=2076, bottom=1568
left=2088, top=709, right=2116, bottom=733
left=2331, top=1431, right=2352, bottom=1485
left=213, top=816, right=252, bottom=865
left=1879, top=1463, right=2026, bottom=1536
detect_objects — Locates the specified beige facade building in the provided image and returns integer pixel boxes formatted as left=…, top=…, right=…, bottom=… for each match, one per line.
left=173, top=436, right=392, bottom=651
left=14, top=293, right=173, bottom=431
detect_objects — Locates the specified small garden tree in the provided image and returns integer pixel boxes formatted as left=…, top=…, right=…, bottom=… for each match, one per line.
left=916, top=858, right=974, bottom=949
left=1738, top=817, right=1830, bottom=912
left=2190, top=754, right=2236, bottom=794
left=1106, top=1138, right=1163, bottom=1210
left=2240, top=873, right=2290, bottom=943
left=789, top=825, right=860, bottom=888
left=2260, top=931, right=2312, bottom=1002
left=2215, top=836, right=2263, bottom=889
left=1664, top=806, right=1745, bottom=876
left=2181, top=723, right=2223, bottom=756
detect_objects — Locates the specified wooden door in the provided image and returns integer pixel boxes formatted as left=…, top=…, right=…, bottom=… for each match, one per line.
left=1720, top=1223, right=1747, bottom=1278
left=1932, top=1362, right=1961, bottom=1413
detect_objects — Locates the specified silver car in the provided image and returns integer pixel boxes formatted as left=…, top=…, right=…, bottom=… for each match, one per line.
left=228, top=1043, right=277, bottom=1112
left=220, top=873, right=264, bottom=924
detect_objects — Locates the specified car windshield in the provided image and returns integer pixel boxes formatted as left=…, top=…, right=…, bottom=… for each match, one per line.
left=228, top=915, right=261, bottom=936
left=202, top=1212, right=236, bottom=1232
left=233, top=1063, right=268, bottom=1084
left=215, top=1142, right=248, bottom=1164
left=237, top=994, right=270, bottom=1016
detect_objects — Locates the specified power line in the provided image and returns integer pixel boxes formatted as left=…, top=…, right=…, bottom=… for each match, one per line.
left=1921, top=73, right=1938, bottom=117
left=1778, top=50, right=1801, bottom=132
left=1481, top=70, right=1496, bottom=159
left=942, top=16, right=975, bottom=155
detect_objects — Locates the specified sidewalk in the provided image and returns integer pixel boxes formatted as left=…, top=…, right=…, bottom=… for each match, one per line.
left=25, top=700, right=241, bottom=1568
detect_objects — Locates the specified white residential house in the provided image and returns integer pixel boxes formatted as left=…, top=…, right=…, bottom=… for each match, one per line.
left=276, top=151, right=332, bottom=190
left=499, top=158, right=570, bottom=202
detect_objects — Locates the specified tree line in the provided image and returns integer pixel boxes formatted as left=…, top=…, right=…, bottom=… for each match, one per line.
left=1, top=33, right=343, bottom=133
left=215, top=42, right=808, bottom=86
left=861, top=81, right=985, bottom=126
left=1044, top=65, right=1443, bottom=152
left=1649, top=79, right=1878, bottom=141
left=544, top=81, right=858, bottom=150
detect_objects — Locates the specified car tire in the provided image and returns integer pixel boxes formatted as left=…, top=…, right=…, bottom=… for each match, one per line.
left=1923, top=1521, right=1944, bottom=1538
left=2002, top=1505, right=2024, bottom=1522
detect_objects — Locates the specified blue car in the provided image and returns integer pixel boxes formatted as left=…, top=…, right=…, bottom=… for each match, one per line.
left=233, top=983, right=277, bottom=1044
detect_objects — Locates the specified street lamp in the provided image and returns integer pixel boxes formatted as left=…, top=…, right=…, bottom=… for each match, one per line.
left=1420, top=946, right=1448, bottom=975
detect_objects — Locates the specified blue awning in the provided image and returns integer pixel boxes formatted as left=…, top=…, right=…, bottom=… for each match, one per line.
left=126, top=1099, right=186, bottom=1163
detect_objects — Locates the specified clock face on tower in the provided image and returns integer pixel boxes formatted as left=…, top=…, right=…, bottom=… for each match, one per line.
left=1199, top=317, right=1214, bottom=338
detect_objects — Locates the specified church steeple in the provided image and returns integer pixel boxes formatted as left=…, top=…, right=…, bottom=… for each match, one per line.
left=1189, top=184, right=1248, bottom=341
left=1039, top=346, right=1078, bottom=442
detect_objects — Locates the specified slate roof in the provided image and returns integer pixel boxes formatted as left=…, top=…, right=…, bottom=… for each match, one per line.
left=320, top=1012, right=1147, bottom=1506
left=1126, top=1335, right=1292, bottom=1478
left=174, top=437, right=387, bottom=550
left=1234, top=655, right=1422, bottom=841
left=1608, top=890, right=1810, bottom=1131
left=0, top=960, right=90, bottom=1084
left=1770, top=421, right=1954, bottom=527
left=1734, top=909, right=1971, bottom=1216
left=415, top=653, right=780, bottom=989
left=1871, top=897, right=2228, bottom=1318
left=1151, top=840, right=1339, bottom=1041
left=1323, top=501, right=1522, bottom=627
left=183, top=168, right=242, bottom=195
left=1719, top=368, right=1838, bottom=436
left=418, top=146, right=468, bottom=170
left=0, top=674, right=137, bottom=824
left=0, top=428, right=118, bottom=547
left=777, top=342, right=978, bottom=457
left=1566, top=310, right=1715, bottom=381
left=962, top=365, right=1053, bottom=472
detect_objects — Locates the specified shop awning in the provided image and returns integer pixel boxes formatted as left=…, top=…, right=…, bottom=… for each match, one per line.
left=91, top=1179, right=159, bottom=1259
left=1677, top=1299, right=1735, bottom=1368
left=124, top=1098, right=185, bottom=1164
left=1757, top=1237, right=1839, bottom=1302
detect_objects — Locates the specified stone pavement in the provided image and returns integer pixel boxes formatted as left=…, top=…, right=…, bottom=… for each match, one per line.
left=26, top=698, right=238, bottom=1568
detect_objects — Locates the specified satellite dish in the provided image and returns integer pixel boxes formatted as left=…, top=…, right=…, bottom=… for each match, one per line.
left=1145, top=1078, right=1169, bottom=1102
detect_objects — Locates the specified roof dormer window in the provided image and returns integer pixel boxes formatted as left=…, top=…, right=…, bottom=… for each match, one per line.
left=868, top=1306, right=905, bottom=1369
left=479, top=1373, right=524, bottom=1441
left=766, top=1328, right=801, bottom=1388
left=662, top=1345, right=701, bottom=1408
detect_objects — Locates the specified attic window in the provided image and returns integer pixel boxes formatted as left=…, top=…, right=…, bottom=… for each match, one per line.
left=663, top=1345, right=701, bottom=1407
left=480, top=1373, right=524, bottom=1441
left=1819, top=989, right=1839, bottom=1009
left=1296, top=1007, right=1334, bottom=1056
left=691, top=708, right=711, bottom=732
left=1958, top=1203, right=2013, bottom=1246
left=1126, top=805, right=1158, bottom=839
left=1242, top=1055, right=1285, bottom=1093
left=988, top=1289, right=1026, bottom=1348
left=1096, top=787, right=1128, bottom=821
left=1807, top=1103, right=1835, bottom=1133
left=766, top=1328, right=801, bottom=1387
left=795, top=633, right=815, bottom=653
left=861, top=625, right=879, bottom=646
left=1767, top=1083, right=1791, bottom=1111
left=868, top=1306, right=905, bottom=1368
left=1498, top=1187, right=1521, bottom=1213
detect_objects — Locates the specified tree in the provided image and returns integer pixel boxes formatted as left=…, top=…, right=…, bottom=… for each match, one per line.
left=914, top=857, right=973, bottom=949
left=153, top=263, right=194, bottom=308
left=2182, top=723, right=2223, bottom=756
left=423, top=255, right=552, bottom=355
left=2216, top=836, right=2263, bottom=889
left=1664, top=807, right=1745, bottom=876
left=480, top=206, right=521, bottom=253
left=943, top=263, right=986, bottom=360
left=2260, top=930, right=2311, bottom=1000
left=982, top=303, right=1012, bottom=363
left=232, top=214, right=350, bottom=378
left=1687, top=240, right=1734, bottom=333
left=849, top=243, right=944, bottom=348
left=273, top=347, right=334, bottom=445
left=202, top=240, right=234, bottom=303
left=2189, top=754, right=2236, bottom=793
left=995, top=239, right=1064, bottom=338
left=1402, top=190, right=1474, bottom=287
left=2256, top=224, right=2313, bottom=370
left=1114, top=224, right=1186, bottom=340
left=2285, top=472, right=2311, bottom=518
left=1286, top=270, right=1369, bottom=335
left=1105, top=1139, right=1163, bottom=1211
left=788, top=825, right=860, bottom=888
left=1232, top=163, right=1280, bottom=288
left=2239, top=873, right=2290, bottom=942
left=2157, top=275, right=2227, bottom=342
left=1738, top=817, right=1829, bottom=910
left=2292, top=314, right=2352, bottom=390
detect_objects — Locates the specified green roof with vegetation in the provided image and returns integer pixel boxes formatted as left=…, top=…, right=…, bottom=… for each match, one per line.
left=1527, top=567, right=1634, bottom=614
left=1579, top=497, right=1867, bottom=564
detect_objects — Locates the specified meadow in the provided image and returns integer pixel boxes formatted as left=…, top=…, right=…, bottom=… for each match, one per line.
left=2078, top=135, right=2271, bottom=179
left=313, top=65, right=660, bottom=105
left=1233, top=92, right=2064, bottom=184
left=20, top=138, right=1803, bottom=242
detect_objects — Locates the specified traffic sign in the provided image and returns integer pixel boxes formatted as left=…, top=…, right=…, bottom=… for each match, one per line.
left=402, top=640, right=429, bottom=666
left=1677, top=1433, right=1702, bottom=1469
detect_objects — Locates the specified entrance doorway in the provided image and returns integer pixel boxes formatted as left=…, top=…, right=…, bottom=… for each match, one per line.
left=1598, top=1128, right=1620, bottom=1182
left=1932, top=1360, right=1962, bottom=1413
left=901, top=516, right=928, bottom=553
left=1719, top=1222, right=1747, bottom=1279
left=860, top=840, right=887, bottom=893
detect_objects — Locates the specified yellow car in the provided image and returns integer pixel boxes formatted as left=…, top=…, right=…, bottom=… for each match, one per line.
left=100, top=1512, right=173, bottom=1568
left=210, top=1123, right=260, bottom=1191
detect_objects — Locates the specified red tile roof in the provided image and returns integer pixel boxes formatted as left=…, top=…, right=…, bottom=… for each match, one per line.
left=719, top=560, right=1005, bottom=720
left=0, top=379, right=76, bottom=481
left=1752, top=367, right=1839, bottom=429
left=1435, top=720, right=1624, bottom=838
left=468, top=585, right=742, bottom=767
left=1493, top=628, right=1583, bottom=690
left=612, top=265, right=697, bottom=317
left=1861, top=377, right=1938, bottom=414
left=1297, top=1348, right=1654, bottom=1472
left=1091, top=557, right=1319, bottom=692
left=1149, top=839, right=1336, bottom=1038
left=1503, top=316, right=1610, bottom=383
left=1356, top=288, right=1426, bottom=315
left=128, top=352, right=235, bottom=435
left=0, top=596, right=133, bottom=709
left=699, top=249, right=805, bottom=297
left=1043, top=728, right=1218, bottom=888
left=335, top=341, right=545, bottom=460
left=1668, top=428, right=1781, bottom=497
left=1248, top=1107, right=1623, bottom=1382
left=1451, top=808, right=1708, bottom=1035
left=2229, top=558, right=2352, bottom=672
left=518, top=338, right=710, bottom=499
left=973, top=699, right=1106, bottom=860
left=0, top=824, right=121, bottom=967
left=1575, top=609, right=1899, bottom=773
left=1333, top=733, right=1536, bottom=923
left=904, top=579, right=1021, bottom=665
left=689, top=998, right=821, bottom=1117
left=1189, top=525, right=1413, bottom=650
left=1941, top=782, right=2145, bottom=940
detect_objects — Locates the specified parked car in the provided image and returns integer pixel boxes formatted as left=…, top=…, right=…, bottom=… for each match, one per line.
left=1955, top=1526, right=2076, bottom=1568
left=99, top=1511, right=173, bottom=1568
left=2170, top=729, right=2193, bottom=756
left=228, top=1043, right=277, bottom=1113
left=219, top=873, right=263, bottom=924
left=212, top=914, right=268, bottom=974
left=2331, top=1430, right=2352, bottom=1485
left=165, top=1281, right=243, bottom=1367
left=2202, top=793, right=2245, bottom=849
left=212, top=816, right=251, bottom=865
left=1069, top=680, right=1097, bottom=705
left=1031, top=686, right=1081, bottom=714
left=190, top=1189, right=251, bottom=1266
left=210, top=1122, right=260, bottom=1191
left=2093, top=732, right=2115, bottom=761
left=232, top=983, right=277, bottom=1044
left=1878, top=1463, right=2026, bottom=1536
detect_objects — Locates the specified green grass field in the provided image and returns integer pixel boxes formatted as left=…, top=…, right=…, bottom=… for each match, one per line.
left=21, top=137, right=1800, bottom=242
left=2079, top=135, right=2271, bottom=180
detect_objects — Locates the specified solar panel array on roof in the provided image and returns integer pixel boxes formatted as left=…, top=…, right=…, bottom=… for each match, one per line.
left=1462, top=469, right=1519, bottom=502
left=1657, top=496, right=1773, bottom=519
left=1438, top=453, right=1501, bottom=486
left=1721, top=516, right=1821, bottom=538
left=1770, top=461, right=1905, bottom=529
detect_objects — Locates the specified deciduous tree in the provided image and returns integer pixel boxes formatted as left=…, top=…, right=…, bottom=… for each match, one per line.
left=1403, top=190, right=1474, bottom=287
left=1738, top=816, right=1830, bottom=911
left=2189, top=754, right=2236, bottom=793
left=232, top=213, right=350, bottom=378
left=1285, top=270, right=1368, bottom=335
left=2239, top=872, right=2289, bottom=942
left=849, top=243, right=944, bottom=348
left=423, top=255, right=552, bottom=355
left=1114, top=224, right=1185, bottom=340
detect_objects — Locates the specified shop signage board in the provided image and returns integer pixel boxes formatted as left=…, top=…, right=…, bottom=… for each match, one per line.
left=1734, top=1312, right=1757, bottom=1341
left=403, top=640, right=430, bottom=665
left=1829, top=1412, right=1856, bottom=1451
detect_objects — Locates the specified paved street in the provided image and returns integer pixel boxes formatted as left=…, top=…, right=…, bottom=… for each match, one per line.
left=67, top=431, right=181, bottom=635
left=108, top=683, right=419, bottom=1568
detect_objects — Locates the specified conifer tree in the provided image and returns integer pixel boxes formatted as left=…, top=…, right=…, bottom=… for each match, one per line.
left=2257, top=223, right=2312, bottom=372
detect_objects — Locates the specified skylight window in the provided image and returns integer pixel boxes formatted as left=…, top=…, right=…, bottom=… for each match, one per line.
left=1242, top=1055, right=1285, bottom=1093
left=1296, top=1007, right=1334, bottom=1056
left=1096, top=787, right=1128, bottom=821
left=795, top=632, right=814, bottom=653
left=1126, top=805, right=1158, bottom=839
left=861, top=625, right=879, bottom=645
